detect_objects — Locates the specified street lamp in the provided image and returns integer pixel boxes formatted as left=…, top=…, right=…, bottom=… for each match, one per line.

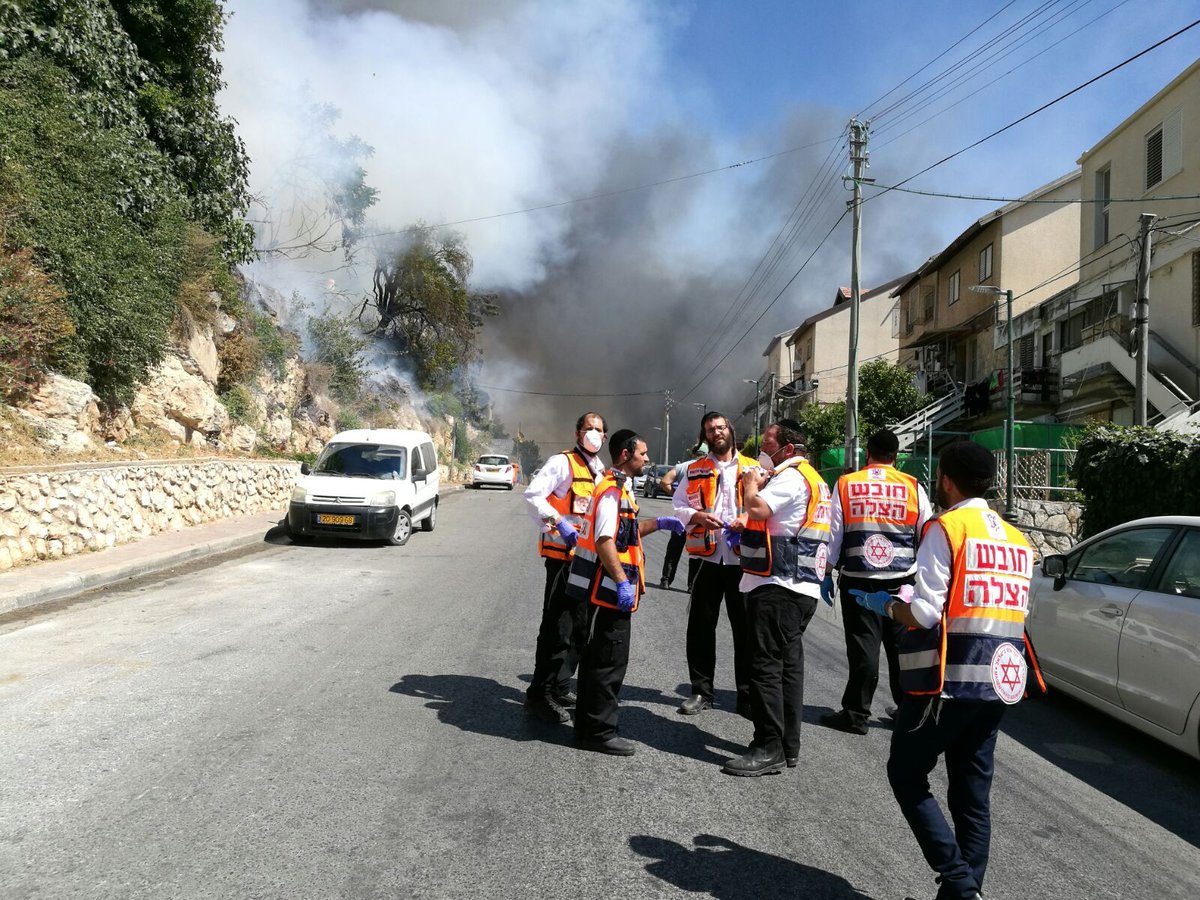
left=970, top=284, right=1015, bottom=520
left=743, top=378, right=761, bottom=447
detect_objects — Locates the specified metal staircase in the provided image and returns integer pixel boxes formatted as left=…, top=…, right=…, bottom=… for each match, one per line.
left=888, top=385, right=965, bottom=453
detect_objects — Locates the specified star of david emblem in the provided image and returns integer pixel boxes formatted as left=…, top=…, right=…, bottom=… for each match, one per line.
left=867, top=542, right=891, bottom=563
left=990, top=642, right=1027, bottom=704
left=998, top=659, right=1022, bottom=689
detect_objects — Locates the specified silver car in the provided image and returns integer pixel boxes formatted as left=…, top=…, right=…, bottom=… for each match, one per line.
left=1030, top=515, right=1200, bottom=760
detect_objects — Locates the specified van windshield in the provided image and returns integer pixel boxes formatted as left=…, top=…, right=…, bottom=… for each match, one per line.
left=314, top=443, right=408, bottom=480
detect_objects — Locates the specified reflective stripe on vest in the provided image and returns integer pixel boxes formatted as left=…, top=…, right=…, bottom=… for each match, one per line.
left=836, top=465, right=921, bottom=575
left=898, top=506, right=1034, bottom=702
left=684, top=453, right=759, bottom=556
left=538, top=449, right=599, bottom=560
left=739, top=457, right=831, bottom=583
left=565, top=472, right=646, bottom=611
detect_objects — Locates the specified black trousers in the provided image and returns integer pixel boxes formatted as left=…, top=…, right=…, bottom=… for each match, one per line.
left=661, top=531, right=700, bottom=588
left=686, top=559, right=751, bottom=704
left=746, top=584, right=818, bottom=758
left=575, top=604, right=632, bottom=741
left=887, top=698, right=1006, bottom=900
left=837, top=573, right=909, bottom=726
left=527, top=558, right=588, bottom=701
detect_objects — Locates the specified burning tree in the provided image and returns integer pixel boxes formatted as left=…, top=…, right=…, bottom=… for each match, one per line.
left=360, top=226, right=497, bottom=388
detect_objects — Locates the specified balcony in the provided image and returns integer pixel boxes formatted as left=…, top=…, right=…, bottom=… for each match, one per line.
left=988, top=366, right=1060, bottom=406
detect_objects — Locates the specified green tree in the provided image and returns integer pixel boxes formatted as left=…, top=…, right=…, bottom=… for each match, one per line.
left=512, top=436, right=541, bottom=478
left=857, top=359, right=926, bottom=437
left=362, top=226, right=498, bottom=388
left=308, top=313, right=368, bottom=402
left=797, top=400, right=847, bottom=459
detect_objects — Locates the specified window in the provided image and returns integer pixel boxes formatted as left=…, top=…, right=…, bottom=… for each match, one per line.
left=1018, top=334, right=1034, bottom=368
left=904, top=294, right=915, bottom=334
left=1145, top=109, right=1182, bottom=191
left=979, top=243, right=993, bottom=282
left=1094, top=167, right=1111, bottom=249
left=891, top=307, right=899, bottom=338
left=1158, top=529, right=1200, bottom=599
left=1069, top=527, right=1175, bottom=589
left=948, top=270, right=960, bottom=306
left=1193, top=252, right=1200, bottom=328
left=921, top=285, right=935, bottom=322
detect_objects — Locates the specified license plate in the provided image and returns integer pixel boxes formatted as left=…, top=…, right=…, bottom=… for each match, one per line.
left=316, top=513, right=356, bottom=526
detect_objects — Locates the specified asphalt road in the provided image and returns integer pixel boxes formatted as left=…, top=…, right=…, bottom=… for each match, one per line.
left=2, top=488, right=1198, bottom=899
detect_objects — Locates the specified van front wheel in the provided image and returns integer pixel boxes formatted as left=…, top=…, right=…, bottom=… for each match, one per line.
left=389, top=510, right=412, bottom=546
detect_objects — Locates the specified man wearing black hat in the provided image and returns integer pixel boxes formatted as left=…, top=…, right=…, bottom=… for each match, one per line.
left=851, top=441, right=1042, bottom=900
left=822, top=428, right=930, bottom=735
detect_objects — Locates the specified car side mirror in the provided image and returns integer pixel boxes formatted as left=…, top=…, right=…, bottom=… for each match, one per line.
left=1042, top=555, right=1065, bottom=578
left=300, top=462, right=311, bottom=475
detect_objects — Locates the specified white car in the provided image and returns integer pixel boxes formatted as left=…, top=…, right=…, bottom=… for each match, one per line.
left=472, top=454, right=516, bottom=490
left=286, top=428, right=439, bottom=546
left=1030, top=515, right=1200, bottom=760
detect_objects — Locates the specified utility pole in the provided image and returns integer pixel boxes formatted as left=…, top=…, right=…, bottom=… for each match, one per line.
left=1134, top=213, right=1156, bottom=426
left=844, top=119, right=871, bottom=471
left=663, top=389, right=673, bottom=462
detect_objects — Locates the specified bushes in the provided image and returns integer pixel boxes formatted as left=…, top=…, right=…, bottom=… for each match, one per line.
left=0, top=55, right=188, bottom=404
left=308, top=313, right=367, bottom=402
left=0, top=245, right=75, bottom=402
left=218, top=384, right=253, bottom=425
left=1070, top=425, right=1198, bottom=537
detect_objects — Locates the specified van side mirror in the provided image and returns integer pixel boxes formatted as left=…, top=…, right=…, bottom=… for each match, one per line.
left=300, top=462, right=311, bottom=475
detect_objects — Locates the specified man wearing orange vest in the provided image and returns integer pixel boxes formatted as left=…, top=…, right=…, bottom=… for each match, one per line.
left=522, top=412, right=607, bottom=723
left=671, top=412, right=759, bottom=717
left=852, top=441, right=1043, bottom=900
left=723, top=419, right=830, bottom=776
left=566, top=429, right=685, bottom=755
left=822, top=428, right=931, bottom=735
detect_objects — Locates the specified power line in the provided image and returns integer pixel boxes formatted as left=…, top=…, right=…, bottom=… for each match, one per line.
left=476, top=384, right=665, bottom=398
left=863, top=17, right=1200, bottom=206
left=862, top=183, right=1200, bottom=205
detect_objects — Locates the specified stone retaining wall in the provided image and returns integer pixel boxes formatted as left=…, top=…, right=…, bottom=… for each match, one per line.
left=990, top=497, right=1083, bottom=556
left=0, top=459, right=299, bottom=570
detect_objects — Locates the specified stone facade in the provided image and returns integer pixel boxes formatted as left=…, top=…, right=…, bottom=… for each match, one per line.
left=0, top=460, right=299, bottom=570
left=990, top=498, right=1083, bottom=556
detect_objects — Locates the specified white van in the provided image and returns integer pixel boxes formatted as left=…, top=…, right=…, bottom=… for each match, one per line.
left=286, top=428, right=439, bottom=546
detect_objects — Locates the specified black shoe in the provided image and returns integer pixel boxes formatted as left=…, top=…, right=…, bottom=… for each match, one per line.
left=678, top=694, right=713, bottom=715
left=884, top=705, right=898, bottom=720
left=819, top=710, right=869, bottom=735
left=722, top=746, right=785, bottom=777
left=551, top=688, right=577, bottom=706
left=660, top=578, right=670, bottom=589
left=735, top=697, right=753, bottom=721
left=785, top=755, right=798, bottom=768
left=576, top=734, right=636, bottom=756
left=526, top=695, right=570, bottom=723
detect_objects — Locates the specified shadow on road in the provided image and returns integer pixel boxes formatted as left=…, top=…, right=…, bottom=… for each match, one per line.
left=389, top=674, right=573, bottom=747
left=630, top=833, right=873, bottom=899
left=1001, top=690, right=1200, bottom=848
left=620, top=705, right=747, bottom=764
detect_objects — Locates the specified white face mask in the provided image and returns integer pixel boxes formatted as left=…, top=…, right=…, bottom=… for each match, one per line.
left=757, top=451, right=775, bottom=470
left=582, top=429, right=604, bottom=453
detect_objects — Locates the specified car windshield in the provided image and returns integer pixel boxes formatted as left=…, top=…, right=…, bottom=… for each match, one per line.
left=478, top=456, right=508, bottom=466
left=314, top=443, right=408, bottom=480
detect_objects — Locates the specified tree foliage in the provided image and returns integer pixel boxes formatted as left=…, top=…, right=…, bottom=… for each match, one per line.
left=0, top=0, right=254, bottom=262
left=308, top=313, right=367, bottom=402
left=798, top=400, right=847, bottom=459
left=0, top=244, right=74, bottom=402
left=511, top=436, right=541, bottom=477
left=795, top=360, right=926, bottom=460
left=362, top=227, right=498, bottom=388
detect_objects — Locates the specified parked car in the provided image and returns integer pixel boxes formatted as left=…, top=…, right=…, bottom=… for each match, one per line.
left=1028, top=515, right=1200, bottom=759
left=286, top=428, right=439, bottom=546
left=472, top=454, right=516, bottom=490
left=642, top=464, right=674, bottom=499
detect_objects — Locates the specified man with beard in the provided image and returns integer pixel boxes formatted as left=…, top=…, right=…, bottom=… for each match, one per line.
left=522, top=412, right=607, bottom=723
left=723, top=419, right=830, bottom=775
left=671, top=412, right=759, bottom=717
left=567, top=429, right=685, bottom=755
left=854, top=441, right=1042, bottom=900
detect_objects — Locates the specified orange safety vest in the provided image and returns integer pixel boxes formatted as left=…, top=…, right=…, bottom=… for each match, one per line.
left=684, top=453, right=759, bottom=557
left=537, top=449, right=600, bottom=560
left=835, top=465, right=921, bottom=575
left=565, top=471, right=646, bottom=612
left=897, top=505, right=1045, bottom=703
left=739, top=456, right=831, bottom=582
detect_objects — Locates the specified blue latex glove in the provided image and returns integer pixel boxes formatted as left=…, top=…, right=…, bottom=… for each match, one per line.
left=850, top=589, right=891, bottom=617
left=616, top=580, right=637, bottom=612
left=820, top=574, right=835, bottom=607
left=556, top=519, right=579, bottom=548
left=655, top=516, right=685, bottom=535
left=723, top=527, right=741, bottom=550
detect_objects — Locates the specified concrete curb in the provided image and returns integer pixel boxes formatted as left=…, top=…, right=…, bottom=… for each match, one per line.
left=0, top=483, right=468, bottom=618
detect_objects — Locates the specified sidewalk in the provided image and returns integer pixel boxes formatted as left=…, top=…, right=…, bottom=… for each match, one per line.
left=0, top=484, right=468, bottom=617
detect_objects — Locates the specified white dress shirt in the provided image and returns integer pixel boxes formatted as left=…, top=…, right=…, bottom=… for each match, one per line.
left=907, top=497, right=993, bottom=628
left=739, top=466, right=819, bottom=599
left=523, top=447, right=605, bottom=529
left=826, top=467, right=932, bottom=579
left=671, top=454, right=743, bottom=565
